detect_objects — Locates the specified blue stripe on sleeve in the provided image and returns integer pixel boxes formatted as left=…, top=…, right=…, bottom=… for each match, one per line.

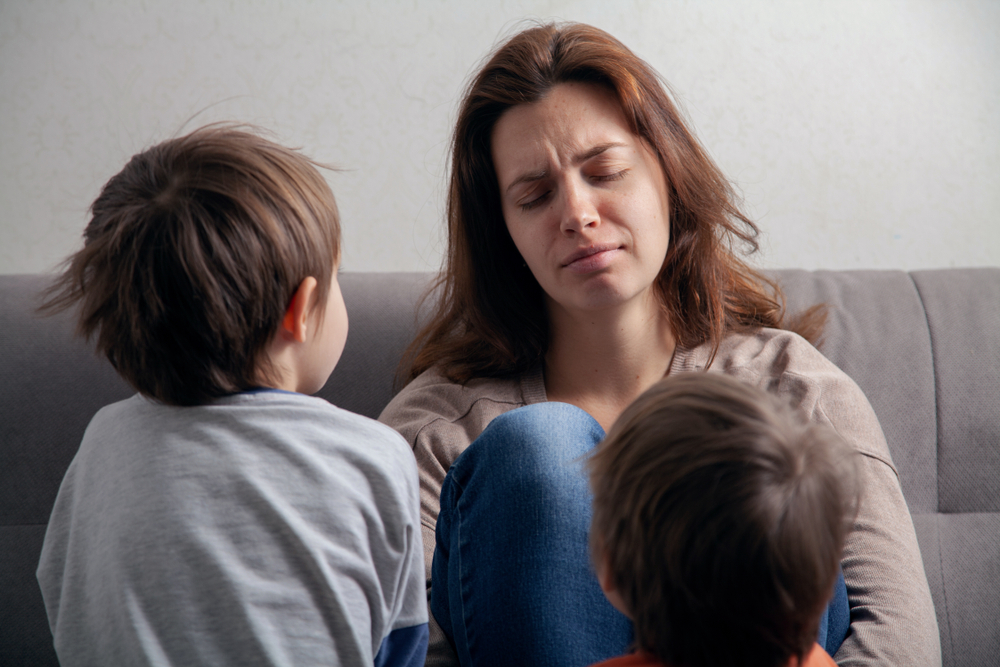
left=374, top=623, right=429, bottom=667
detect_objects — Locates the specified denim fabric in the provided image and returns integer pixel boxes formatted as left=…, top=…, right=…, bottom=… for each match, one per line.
left=431, top=403, right=850, bottom=666
left=820, top=570, right=851, bottom=656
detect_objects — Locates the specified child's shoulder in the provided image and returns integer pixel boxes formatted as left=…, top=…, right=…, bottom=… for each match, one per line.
left=221, top=390, right=416, bottom=472
left=86, top=391, right=414, bottom=477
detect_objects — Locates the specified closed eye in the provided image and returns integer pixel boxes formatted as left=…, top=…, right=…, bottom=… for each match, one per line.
left=592, top=169, right=628, bottom=183
left=519, top=190, right=551, bottom=211
left=518, top=169, right=627, bottom=211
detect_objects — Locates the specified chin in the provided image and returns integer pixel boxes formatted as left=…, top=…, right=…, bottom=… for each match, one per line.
left=556, top=285, right=635, bottom=313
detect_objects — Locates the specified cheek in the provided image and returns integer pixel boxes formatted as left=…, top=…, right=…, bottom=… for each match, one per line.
left=332, top=303, right=349, bottom=360
left=510, top=229, right=549, bottom=280
left=641, top=187, right=671, bottom=253
left=323, top=289, right=349, bottom=367
left=503, top=216, right=534, bottom=262
left=503, top=220, right=555, bottom=292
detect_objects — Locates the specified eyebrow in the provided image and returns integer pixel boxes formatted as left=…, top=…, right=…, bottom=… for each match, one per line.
left=577, top=141, right=628, bottom=163
left=503, top=142, right=629, bottom=196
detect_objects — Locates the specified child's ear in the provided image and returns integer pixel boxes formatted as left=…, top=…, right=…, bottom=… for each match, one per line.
left=281, top=277, right=319, bottom=343
left=597, top=553, right=616, bottom=596
left=597, top=551, right=632, bottom=619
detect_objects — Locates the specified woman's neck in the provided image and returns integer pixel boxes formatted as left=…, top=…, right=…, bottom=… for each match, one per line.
left=544, top=294, right=676, bottom=432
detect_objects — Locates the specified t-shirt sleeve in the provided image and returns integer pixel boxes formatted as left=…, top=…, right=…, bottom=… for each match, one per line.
left=374, top=623, right=430, bottom=667
left=377, top=409, right=464, bottom=667
left=372, top=421, right=430, bottom=665
left=379, top=371, right=522, bottom=667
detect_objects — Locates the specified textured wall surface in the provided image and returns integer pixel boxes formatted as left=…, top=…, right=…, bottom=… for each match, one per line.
left=1, top=0, right=997, bottom=274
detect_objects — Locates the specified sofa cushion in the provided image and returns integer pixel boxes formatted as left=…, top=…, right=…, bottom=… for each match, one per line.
left=0, top=275, right=133, bottom=527
left=772, top=269, right=938, bottom=513
left=317, top=272, right=433, bottom=418
left=913, top=269, right=1000, bottom=514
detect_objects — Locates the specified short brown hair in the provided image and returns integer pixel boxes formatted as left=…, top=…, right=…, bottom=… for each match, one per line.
left=41, top=124, right=340, bottom=406
left=589, top=373, right=861, bottom=667
left=404, top=22, right=823, bottom=383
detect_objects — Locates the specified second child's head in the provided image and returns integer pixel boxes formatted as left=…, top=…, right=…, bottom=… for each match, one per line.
left=43, top=125, right=344, bottom=406
left=589, top=373, right=861, bottom=667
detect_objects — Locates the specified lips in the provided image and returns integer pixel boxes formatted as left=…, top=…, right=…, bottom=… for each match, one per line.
left=561, top=244, right=622, bottom=273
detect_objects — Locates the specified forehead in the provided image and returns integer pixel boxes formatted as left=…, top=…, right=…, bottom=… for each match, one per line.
left=491, top=82, right=635, bottom=175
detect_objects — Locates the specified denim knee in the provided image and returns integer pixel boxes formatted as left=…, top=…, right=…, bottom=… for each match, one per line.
left=433, top=403, right=631, bottom=665
left=437, top=402, right=606, bottom=568
left=449, top=402, right=605, bottom=492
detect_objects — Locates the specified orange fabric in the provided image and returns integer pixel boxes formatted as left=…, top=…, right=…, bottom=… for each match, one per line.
left=589, top=652, right=663, bottom=667
left=796, top=643, right=838, bottom=667
left=589, top=643, right=835, bottom=667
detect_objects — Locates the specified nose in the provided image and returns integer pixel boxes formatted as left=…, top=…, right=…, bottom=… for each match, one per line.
left=558, top=179, right=599, bottom=234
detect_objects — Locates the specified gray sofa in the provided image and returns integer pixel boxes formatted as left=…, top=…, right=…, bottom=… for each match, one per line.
left=2, top=268, right=998, bottom=666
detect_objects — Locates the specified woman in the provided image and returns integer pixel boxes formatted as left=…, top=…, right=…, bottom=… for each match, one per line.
left=380, top=22, right=939, bottom=667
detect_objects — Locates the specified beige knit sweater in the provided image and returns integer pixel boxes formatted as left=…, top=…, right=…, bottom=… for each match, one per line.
left=380, top=328, right=941, bottom=666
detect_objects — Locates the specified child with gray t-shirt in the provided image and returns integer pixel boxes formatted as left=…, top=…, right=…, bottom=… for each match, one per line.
left=36, top=125, right=427, bottom=666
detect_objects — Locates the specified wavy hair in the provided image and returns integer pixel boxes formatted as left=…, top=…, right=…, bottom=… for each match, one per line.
left=405, top=22, right=823, bottom=383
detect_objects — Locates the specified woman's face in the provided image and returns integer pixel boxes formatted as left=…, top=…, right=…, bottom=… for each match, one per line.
left=492, top=82, right=671, bottom=318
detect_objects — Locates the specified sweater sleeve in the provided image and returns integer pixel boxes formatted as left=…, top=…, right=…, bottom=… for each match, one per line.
left=810, top=373, right=941, bottom=666
left=379, top=370, right=528, bottom=667
left=406, top=419, right=470, bottom=667
left=708, top=331, right=941, bottom=666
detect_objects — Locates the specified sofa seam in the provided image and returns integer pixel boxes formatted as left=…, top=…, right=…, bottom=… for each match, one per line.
left=934, top=514, right=954, bottom=665
left=910, top=271, right=952, bottom=665
left=0, top=522, right=50, bottom=527
left=908, top=271, right=941, bottom=515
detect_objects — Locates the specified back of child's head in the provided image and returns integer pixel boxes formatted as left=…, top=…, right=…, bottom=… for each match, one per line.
left=589, top=373, right=861, bottom=667
left=41, top=124, right=340, bottom=406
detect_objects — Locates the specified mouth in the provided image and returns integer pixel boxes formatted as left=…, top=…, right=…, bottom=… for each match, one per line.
left=561, top=244, right=622, bottom=273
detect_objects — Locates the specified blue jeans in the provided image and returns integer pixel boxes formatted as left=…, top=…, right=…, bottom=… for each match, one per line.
left=431, top=403, right=850, bottom=666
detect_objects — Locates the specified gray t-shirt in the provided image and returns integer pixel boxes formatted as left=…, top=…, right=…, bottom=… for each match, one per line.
left=37, top=390, right=427, bottom=666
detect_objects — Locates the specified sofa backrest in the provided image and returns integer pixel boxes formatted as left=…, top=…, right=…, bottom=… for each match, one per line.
left=1, top=268, right=997, bottom=666
left=776, top=268, right=1000, bottom=666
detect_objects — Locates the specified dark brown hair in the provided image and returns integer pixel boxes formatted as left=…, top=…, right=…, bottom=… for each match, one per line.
left=404, top=22, right=823, bottom=383
left=589, top=373, right=861, bottom=667
left=40, top=124, right=340, bottom=406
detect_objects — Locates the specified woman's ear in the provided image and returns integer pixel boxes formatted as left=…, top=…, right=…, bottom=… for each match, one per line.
left=281, top=277, right=319, bottom=343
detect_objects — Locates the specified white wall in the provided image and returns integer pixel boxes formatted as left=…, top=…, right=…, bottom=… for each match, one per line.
left=2, top=0, right=997, bottom=274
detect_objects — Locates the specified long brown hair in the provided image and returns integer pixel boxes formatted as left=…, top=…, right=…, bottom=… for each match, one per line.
left=405, top=22, right=822, bottom=383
